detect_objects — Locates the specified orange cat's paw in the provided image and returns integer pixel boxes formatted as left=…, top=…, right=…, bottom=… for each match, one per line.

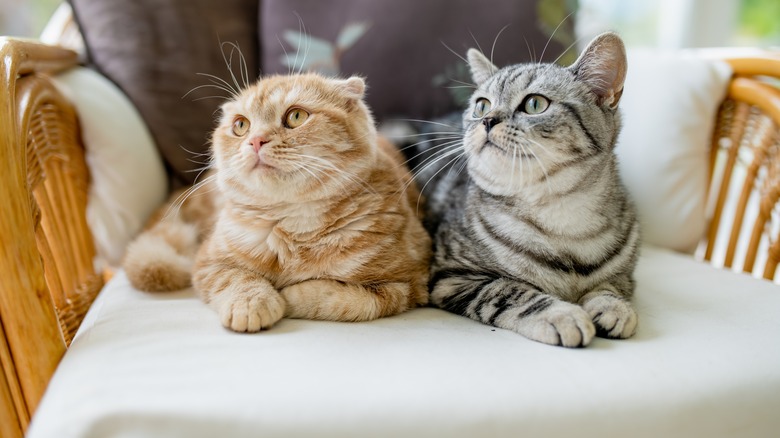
left=214, top=287, right=285, bottom=333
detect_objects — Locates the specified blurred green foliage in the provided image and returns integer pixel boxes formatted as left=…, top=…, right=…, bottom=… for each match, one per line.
left=537, top=0, right=579, bottom=65
left=739, top=0, right=780, bottom=40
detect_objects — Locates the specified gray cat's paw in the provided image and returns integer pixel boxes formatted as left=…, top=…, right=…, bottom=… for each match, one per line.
left=581, top=292, right=637, bottom=339
left=525, top=302, right=595, bottom=348
left=214, top=287, right=285, bottom=333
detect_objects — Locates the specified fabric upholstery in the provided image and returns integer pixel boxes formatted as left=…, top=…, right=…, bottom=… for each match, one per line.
left=260, top=0, right=574, bottom=121
left=51, top=67, right=167, bottom=267
left=28, top=246, right=780, bottom=438
left=615, top=50, right=732, bottom=253
left=69, top=0, right=575, bottom=184
left=68, top=0, right=259, bottom=186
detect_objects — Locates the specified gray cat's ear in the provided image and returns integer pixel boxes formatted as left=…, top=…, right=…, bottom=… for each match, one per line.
left=569, top=32, right=627, bottom=109
left=333, top=76, right=366, bottom=100
left=467, top=48, right=497, bottom=85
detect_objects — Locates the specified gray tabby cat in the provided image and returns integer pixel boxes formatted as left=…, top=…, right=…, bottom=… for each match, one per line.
left=417, top=32, right=639, bottom=347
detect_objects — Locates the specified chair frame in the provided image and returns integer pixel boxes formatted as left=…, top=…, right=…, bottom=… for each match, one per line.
left=0, top=38, right=778, bottom=436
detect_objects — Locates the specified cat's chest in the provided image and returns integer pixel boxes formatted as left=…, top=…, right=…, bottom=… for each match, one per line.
left=218, top=216, right=366, bottom=284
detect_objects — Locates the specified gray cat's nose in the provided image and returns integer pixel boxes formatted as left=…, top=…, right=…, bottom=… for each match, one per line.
left=482, top=117, right=499, bottom=133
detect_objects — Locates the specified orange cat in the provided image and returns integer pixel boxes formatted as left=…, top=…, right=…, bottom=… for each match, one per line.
left=124, top=73, right=431, bottom=332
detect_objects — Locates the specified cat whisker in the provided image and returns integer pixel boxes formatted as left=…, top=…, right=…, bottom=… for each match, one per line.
left=552, top=35, right=588, bottom=66
left=539, top=11, right=574, bottom=64
left=394, top=143, right=463, bottom=198
left=397, top=135, right=462, bottom=152
left=182, top=83, right=234, bottom=100
left=219, top=41, right=245, bottom=93
left=289, top=161, right=329, bottom=189
left=490, top=24, right=510, bottom=74
left=194, top=72, right=240, bottom=96
left=163, top=174, right=218, bottom=222
left=285, top=152, right=379, bottom=196
left=449, top=78, right=476, bottom=88
left=191, top=95, right=232, bottom=102
left=387, top=131, right=461, bottom=140
left=415, top=149, right=468, bottom=214
left=178, top=143, right=212, bottom=159
left=523, top=36, right=535, bottom=64
left=185, top=159, right=212, bottom=168
left=510, top=143, right=518, bottom=190
left=391, top=118, right=459, bottom=130
left=277, top=34, right=292, bottom=76
left=445, top=85, right=478, bottom=90
left=406, top=144, right=464, bottom=187
left=521, top=139, right=553, bottom=195
left=406, top=141, right=463, bottom=174
left=468, top=29, right=486, bottom=56
left=440, top=40, right=470, bottom=67
left=293, top=12, right=310, bottom=75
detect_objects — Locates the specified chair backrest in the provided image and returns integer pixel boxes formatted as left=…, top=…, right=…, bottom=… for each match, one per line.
left=0, top=38, right=102, bottom=435
left=702, top=55, right=780, bottom=281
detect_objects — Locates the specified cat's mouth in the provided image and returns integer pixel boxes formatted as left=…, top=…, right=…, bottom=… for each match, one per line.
left=480, top=141, right=533, bottom=160
left=248, top=154, right=275, bottom=172
left=481, top=141, right=505, bottom=153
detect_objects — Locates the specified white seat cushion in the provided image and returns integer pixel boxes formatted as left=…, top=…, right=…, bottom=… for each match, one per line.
left=29, top=246, right=780, bottom=438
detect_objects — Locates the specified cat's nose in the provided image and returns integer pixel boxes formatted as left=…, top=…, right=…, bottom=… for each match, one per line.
left=482, top=117, right=499, bottom=133
left=249, top=136, right=270, bottom=152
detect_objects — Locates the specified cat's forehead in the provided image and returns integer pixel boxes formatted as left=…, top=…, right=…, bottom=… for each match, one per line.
left=481, top=64, right=572, bottom=98
left=228, top=75, right=328, bottom=118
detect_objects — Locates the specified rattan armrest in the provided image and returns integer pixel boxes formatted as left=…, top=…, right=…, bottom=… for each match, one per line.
left=0, top=38, right=102, bottom=436
left=702, top=52, right=780, bottom=280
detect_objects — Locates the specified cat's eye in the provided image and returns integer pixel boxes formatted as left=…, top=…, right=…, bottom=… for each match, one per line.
left=521, top=95, right=550, bottom=115
left=232, top=116, right=250, bottom=136
left=284, top=108, right=309, bottom=129
left=473, top=98, right=492, bottom=118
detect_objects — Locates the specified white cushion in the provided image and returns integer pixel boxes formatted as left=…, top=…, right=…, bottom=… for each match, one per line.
left=28, top=247, right=780, bottom=437
left=616, top=50, right=732, bottom=254
left=51, top=68, right=168, bottom=267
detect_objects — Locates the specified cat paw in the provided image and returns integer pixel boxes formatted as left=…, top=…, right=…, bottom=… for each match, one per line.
left=525, top=303, right=595, bottom=348
left=215, top=288, right=285, bottom=333
left=580, top=292, right=637, bottom=339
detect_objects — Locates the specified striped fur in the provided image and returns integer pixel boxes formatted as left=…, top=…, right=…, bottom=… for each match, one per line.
left=416, top=33, right=639, bottom=347
left=126, top=73, right=431, bottom=332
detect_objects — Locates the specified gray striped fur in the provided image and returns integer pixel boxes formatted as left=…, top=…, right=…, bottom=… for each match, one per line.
left=417, top=33, right=639, bottom=347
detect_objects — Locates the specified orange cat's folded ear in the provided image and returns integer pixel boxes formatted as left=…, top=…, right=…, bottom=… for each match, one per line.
left=334, top=76, right=366, bottom=100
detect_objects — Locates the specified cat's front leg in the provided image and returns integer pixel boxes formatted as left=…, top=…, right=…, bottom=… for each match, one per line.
left=193, top=262, right=285, bottom=333
left=281, top=279, right=417, bottom=322
left=431, top=274, right=595, bottom=347
left=578, top=287, right=638, bottom=339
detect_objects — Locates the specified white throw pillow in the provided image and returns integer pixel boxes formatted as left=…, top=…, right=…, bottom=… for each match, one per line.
left=51, top=67, right=167, bottom=267
left=615, top=49, right=732, bottom=254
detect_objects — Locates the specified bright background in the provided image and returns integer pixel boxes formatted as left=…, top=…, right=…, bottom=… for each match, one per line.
left=0, top=0, right=778, bottom=49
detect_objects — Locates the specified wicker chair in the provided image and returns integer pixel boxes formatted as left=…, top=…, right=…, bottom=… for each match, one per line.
left=0, top=38, right=778, bottom=436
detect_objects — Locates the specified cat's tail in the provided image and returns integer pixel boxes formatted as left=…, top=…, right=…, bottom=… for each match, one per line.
left=124, top=181, right=218, bottom=292
left=124, top=217, right=199, bottom=292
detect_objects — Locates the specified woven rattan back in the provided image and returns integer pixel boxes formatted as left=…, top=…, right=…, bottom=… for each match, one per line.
left=0, top=39, right=101, bottom=434
left=702, top=56, right=780, bottom=281
left=20, top=75, right=104, bottom=344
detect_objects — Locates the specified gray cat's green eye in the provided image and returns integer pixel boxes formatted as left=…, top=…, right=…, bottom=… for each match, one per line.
left=522, top=95, right=550, bottom=115
left=473, top=98, right=492, bottom=118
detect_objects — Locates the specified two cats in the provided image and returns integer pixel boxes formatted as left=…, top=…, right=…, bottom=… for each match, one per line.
left=125, top=32, right=638, bottom=347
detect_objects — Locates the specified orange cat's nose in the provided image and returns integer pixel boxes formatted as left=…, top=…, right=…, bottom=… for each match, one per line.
left=249, top=136, right=270, bottom=152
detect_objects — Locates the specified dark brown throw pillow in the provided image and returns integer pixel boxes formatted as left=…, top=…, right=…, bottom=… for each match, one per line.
left=69, top=0, right=259, bottom=187
left=260, top=0, right=576, bottom=121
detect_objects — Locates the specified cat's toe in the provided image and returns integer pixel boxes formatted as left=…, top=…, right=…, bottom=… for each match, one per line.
left=582, top=293, right=637, bottom=339
left=529, top=304, right=595, bottom=348
left=218, top=289, right=285, bottom=333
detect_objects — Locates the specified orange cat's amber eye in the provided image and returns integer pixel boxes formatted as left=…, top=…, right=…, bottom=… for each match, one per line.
left=232, top=116, right=250, bottom=136
left=284, top=108, right=309, bottom=129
